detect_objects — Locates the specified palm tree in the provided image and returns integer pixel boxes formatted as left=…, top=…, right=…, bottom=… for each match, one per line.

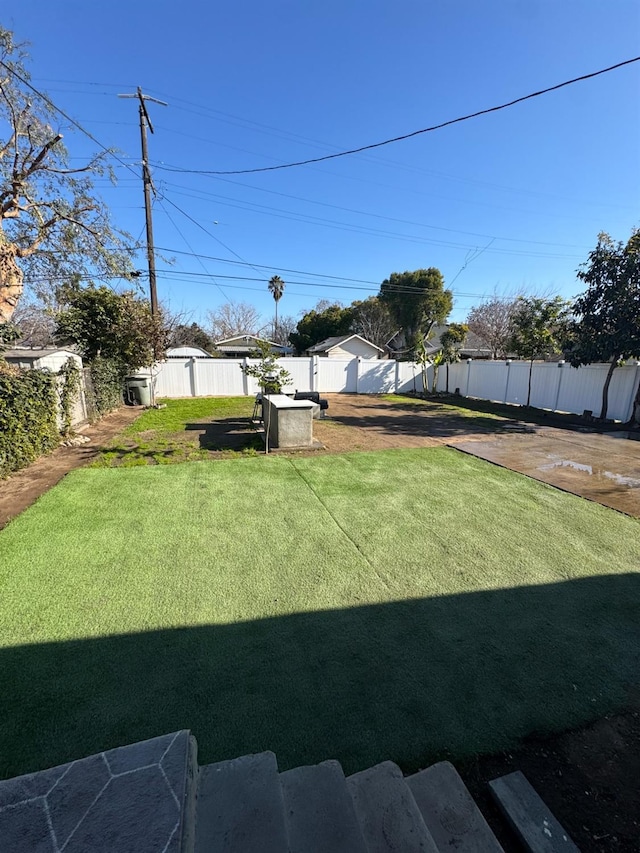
left=268, top=275, right=285, bottom=341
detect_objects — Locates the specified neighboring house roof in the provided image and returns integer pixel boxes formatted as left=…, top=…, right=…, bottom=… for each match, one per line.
left=306, top=334, right=384, bottom=354
left=4, top=347, right=78, bottom=360
left=213, top=335, right=293, bottom=354
left=386, top=326, right=496, bottom=359
left=166, top=345, right=213, bottom=358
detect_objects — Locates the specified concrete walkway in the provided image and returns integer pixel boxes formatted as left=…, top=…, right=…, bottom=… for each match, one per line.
left=453, top=427, right=640, bottom=517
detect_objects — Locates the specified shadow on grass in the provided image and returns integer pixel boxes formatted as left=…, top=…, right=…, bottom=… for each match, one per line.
left=335, top=407, right=535, bottom=439
left=2, top=574, right=638, bottom=779
left=384, top=394, right=603, bottom=433
left=185, top=418, right=262, bottom=451
left=90, top=441, right=204, bottom=467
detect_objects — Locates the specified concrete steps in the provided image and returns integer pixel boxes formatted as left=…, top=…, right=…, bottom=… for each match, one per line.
left=194, top=752, right=288, bottom=853
left=280, top=760, right=368, bottom=853
left=0, top=732, right=506, bottom=852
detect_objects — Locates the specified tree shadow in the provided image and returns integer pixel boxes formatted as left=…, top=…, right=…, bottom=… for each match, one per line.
left=379, top=394, right=603, bottom=434
left=333, top=409, right=535, bottom=439
left=184, top=419, right=262, bottom=451
left=1, top=574, right=638, bottom=780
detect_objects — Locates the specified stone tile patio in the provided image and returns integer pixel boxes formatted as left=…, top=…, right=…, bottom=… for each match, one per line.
left=0, top=731, right=192, bottom=852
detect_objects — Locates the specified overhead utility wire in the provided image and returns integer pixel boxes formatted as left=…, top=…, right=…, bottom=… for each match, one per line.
left=155, top=197, right=231, bottom=301
left=161, top=176, right=588, bottom=249
left=158, top=192, right=266, bottom=278
left=155, top=57, right=640, bottom=175
left=153, top=267, right=496, bottom=297
left=0, top=60, right=142, bottom=182
left=163, top=185, right=583, bottom=259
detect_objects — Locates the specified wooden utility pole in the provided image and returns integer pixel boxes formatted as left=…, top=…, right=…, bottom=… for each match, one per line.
left=118, top=88, right=167, bottom=316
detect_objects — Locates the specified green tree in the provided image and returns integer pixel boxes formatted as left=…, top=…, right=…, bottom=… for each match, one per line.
left=55, top=283, right=169, bottom=376
left=268, top=275, right=285, bottom=340
left=240, top=339, right=292, bottom=395
left=509, top=297, right=569, bottom=407
left=0, top=28, right=134, bottom=322
left=169, top=322, right=214, bottom=352
left=439, top=323, right=468, bottom=392
left=0, top=320, right=19, bottom=353
left=379, top=268, right=452, bottom=357
left=567, top=231, right=640, bottom=421
left=289, top=302, right=354, bottom=354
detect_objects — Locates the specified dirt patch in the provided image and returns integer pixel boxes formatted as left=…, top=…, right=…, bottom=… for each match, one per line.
left=459, top=709, right=640, bottom=852
left=311, top=393, right=533, bottom=452
left=0, top=406, right=141, bottom=528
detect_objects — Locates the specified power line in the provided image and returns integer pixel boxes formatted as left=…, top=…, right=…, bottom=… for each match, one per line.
left=158, top=192, right=266, bottom=277
left=159, top=177, right=589, bottom=250
left=161, top=183, right=584, bottom=259
left=152, top=246, right=382, bottom=284
left=0, top=59, right=142, bottom=182
left=152, top=56, right=640, bottom=175
left=45, top=78, right=635, bottom=212
left=155, top=197, right=230, bottom=301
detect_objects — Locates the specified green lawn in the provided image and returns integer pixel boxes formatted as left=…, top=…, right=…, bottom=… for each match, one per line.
left=91, top=397, right=258, bottom=466
left=0, top=447, right=638, bottom=779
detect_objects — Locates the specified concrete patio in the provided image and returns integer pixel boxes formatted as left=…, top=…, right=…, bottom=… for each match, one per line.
left=453, top=427, right=640, bottom=517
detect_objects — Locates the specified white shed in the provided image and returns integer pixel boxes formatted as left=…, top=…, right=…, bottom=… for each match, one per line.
left=3, top=348, right=83, bottom=372
left=306, top=334, right=384, bottom=359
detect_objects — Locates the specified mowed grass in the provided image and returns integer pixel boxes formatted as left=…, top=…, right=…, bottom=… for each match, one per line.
left=0, top=447, right=638, bottom=779
left=91, top=397, right=258, bottom=466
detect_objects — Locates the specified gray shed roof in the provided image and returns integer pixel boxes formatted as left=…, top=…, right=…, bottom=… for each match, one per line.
left=307, top=334, right=383, bottom=354
left=3, top=348, right=78, bottom=360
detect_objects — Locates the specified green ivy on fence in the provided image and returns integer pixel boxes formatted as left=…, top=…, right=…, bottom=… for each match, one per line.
left=58, top=358, right=81, bottom=437
left=0, top=368, right=59, bottom=478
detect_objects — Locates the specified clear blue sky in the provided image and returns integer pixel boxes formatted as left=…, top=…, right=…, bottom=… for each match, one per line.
left=5, top=1, right=640, bottom=331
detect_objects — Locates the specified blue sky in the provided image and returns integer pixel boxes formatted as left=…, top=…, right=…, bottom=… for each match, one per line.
left=5, top=1, right=640, bottom=331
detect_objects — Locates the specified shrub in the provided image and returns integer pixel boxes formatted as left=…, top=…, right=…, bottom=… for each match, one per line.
left=0, top=369, right=59, bottom=477
left=86, top=357, right=123, bottom=418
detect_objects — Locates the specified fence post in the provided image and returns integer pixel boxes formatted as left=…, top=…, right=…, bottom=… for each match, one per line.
left=355, top=358, right=361, bottom=393
left=242, top=358, right=249, bottom=396
left=312, top=356, right=318, bottom=392
left=554, top=361, right=565, bottom=413
left=189, top=357, right=199, bottom=397
left=395, top=359, right=400, bottom=393
left=626, top=361, right=640, bottom=422
left=465, top=359, right=472, bottom=396
left=503, top=360, right=512, bottom=403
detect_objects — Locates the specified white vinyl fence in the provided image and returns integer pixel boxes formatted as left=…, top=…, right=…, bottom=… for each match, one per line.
left=150, top=355, right=639, bottom=421
left=152, top=357, right=423, bottom=398
left=428, top=360, right=640, bottom=422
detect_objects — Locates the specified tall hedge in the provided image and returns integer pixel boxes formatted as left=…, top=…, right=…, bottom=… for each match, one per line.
left=0, top=368, right=59, bottom=477
left=87, top=357, right=123, bottom=417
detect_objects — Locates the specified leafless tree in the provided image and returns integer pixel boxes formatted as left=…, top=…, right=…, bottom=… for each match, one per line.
left=350, top=296, right=396, bottom=349
left=207, top=301, right=262, bottom=341
left=270, top=314, right=296, bottom=345
left=11, top=298, right=56, bottom=347
left=466, top=296, right=521, bottom=359
left=0, top=28, right=134, bottom=323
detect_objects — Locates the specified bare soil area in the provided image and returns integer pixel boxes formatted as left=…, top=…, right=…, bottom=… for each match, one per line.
left=460, top=709, right=640, bottom=853
left=0, top=406, right=141, bottom=529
